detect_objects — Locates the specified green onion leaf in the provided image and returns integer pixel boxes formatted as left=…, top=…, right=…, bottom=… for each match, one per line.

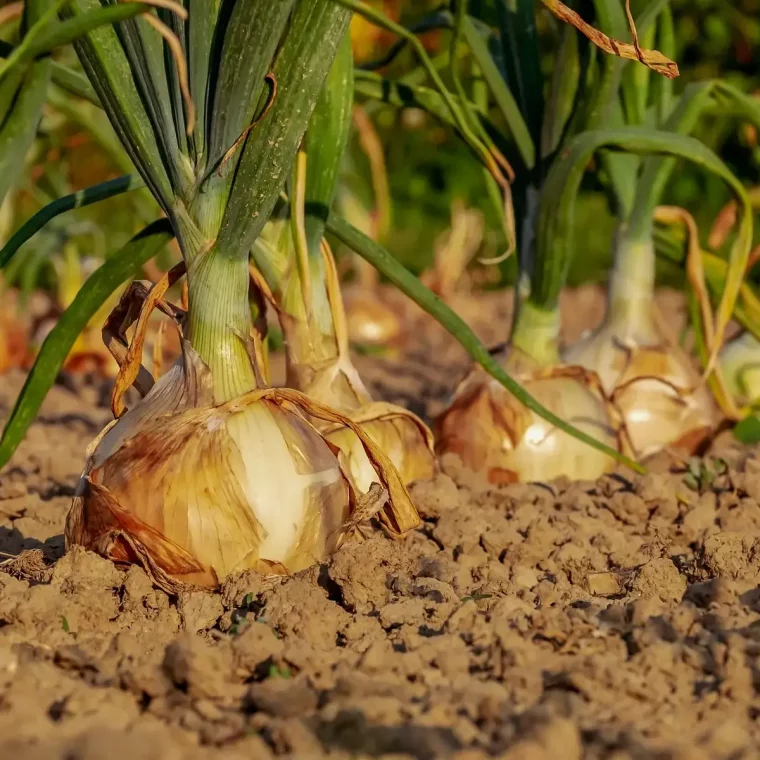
left=218, top=1, right=352, bottom=259
left=535, top=126, right=753, bottom=338
left=1, top=175, right=145, bottom=269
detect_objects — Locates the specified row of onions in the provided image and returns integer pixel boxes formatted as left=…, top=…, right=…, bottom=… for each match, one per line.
left=0, top=0, right=758, bottom=590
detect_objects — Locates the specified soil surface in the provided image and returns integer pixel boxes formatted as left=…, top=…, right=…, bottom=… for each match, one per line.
left=1, top=286, right=759, bottom=760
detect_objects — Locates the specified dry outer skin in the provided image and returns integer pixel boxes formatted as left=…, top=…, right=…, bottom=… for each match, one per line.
left=2, top=288, right=760, bottom=759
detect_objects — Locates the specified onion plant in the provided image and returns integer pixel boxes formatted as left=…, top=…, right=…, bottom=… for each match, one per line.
left=434, top=0, right=755, bottom=481
left=250, top=36, right=435, bottom=494
left=563, top=15, right=760, bottom=459
left=3, top=1, right=431, bottom=592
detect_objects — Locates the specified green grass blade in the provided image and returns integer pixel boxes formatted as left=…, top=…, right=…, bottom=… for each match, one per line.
left=217, top=1, right=351, bottom=259
left=325, top=211, right=644, bottom=474
left=536, top=127, right=752, bottom=356
left=0, top=220, right=173, bottom=469
left=462, top=15, right=534, bottom=169
left=1, top=175, right=145, bottom=268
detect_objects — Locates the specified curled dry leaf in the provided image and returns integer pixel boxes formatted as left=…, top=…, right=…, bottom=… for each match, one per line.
left=322, top=401, right=436, bottom=494
left=540, top=0, right=679, bottom=79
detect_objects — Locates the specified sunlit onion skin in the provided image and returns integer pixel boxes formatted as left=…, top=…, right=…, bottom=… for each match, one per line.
left=434, top=349, right=620, bottom=484
left=565, top=324, right=717, bottom=458
left=323, top=402, right=436, bottom=493
left=66, top=345, right=420, bottom=592
left=564, top=235, right=718, bottom=459
left=718, top=331, right=760, bottom=407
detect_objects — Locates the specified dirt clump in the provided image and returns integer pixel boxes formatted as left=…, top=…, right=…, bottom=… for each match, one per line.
left=1, top=288, right=760, bottom=758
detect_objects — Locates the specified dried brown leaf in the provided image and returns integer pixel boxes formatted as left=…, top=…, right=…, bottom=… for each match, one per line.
left=540, top=0, right=679, bottom=79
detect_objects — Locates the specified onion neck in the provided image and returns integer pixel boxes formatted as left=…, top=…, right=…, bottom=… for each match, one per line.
left=186, top=249, right=260, bottom=402
left=607, top=223, right=657, bottom=338
left=510, top=293, right=561, bottom=367
left=282, top=260, right=372, bottom=411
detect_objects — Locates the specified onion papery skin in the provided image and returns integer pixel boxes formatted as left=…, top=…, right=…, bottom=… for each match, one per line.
left=434, top=350, right=620, bottom=485
left=565, top=322, right=718, bottom=459
left=66, top=348, right=368, bottom=592
left=287, top=358, right=437, bottom=493
left=323, top=402, right=436, bottom=493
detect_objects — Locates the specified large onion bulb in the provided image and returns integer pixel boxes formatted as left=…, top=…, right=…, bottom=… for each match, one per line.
left=66, top=343, right=419, bottom=593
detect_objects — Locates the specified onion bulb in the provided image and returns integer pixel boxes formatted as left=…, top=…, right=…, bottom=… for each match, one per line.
left=342, top=284, right=404, bottom=349
left=434, top=348, right=620, bottom=484
left=564, top=234, right=718, bottom=458
left=719, top=331, right=760, bottom=408
left=66, top=290, right=419, bottom=593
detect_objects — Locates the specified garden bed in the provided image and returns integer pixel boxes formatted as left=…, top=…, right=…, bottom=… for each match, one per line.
left=1, top=286, right=758, bottom=759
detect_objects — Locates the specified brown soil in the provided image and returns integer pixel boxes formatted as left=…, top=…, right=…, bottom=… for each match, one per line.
left=1, top=286, right=759, bottom=760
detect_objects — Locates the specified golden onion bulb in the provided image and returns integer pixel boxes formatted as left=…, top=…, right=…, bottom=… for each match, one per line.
left=434, top=350, right=620, bottom=484
left=565, top=320, right=718, bottom=459
left=66, top=348, right=419, bottom=592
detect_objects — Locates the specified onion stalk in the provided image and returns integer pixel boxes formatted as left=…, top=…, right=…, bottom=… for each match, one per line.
left=253, top=208, right=435, bottom=495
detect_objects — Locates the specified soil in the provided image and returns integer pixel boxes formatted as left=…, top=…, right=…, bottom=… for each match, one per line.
left=1, top=285, right=759, bottom=760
